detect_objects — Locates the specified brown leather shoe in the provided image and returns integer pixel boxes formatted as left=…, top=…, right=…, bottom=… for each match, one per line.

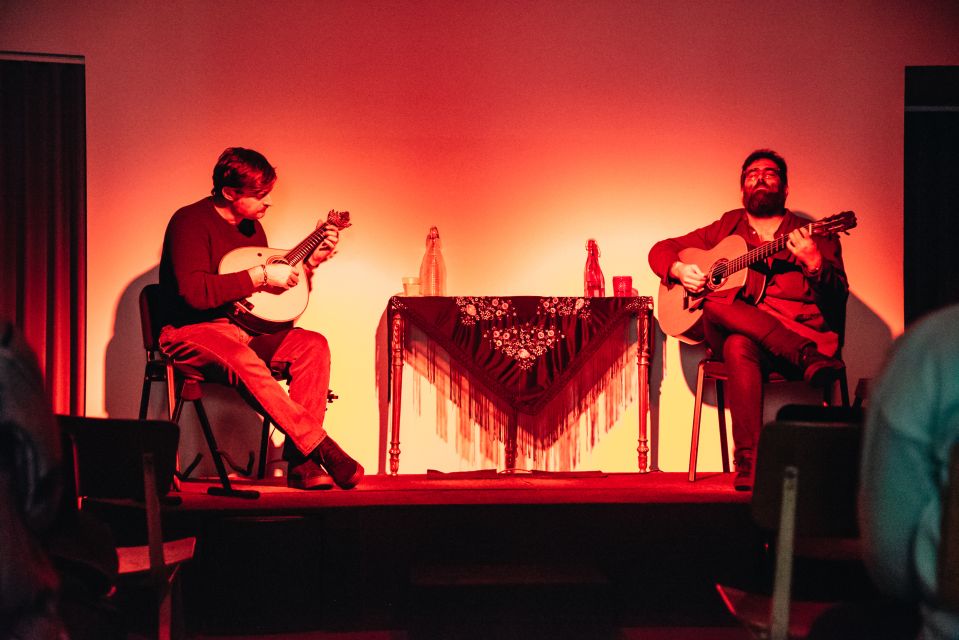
left=313, top=436, right=364, bottom=489
left=734, top=453, right=754, bottom=492
left=799, top=345, right=844, bottom=387
left=287, top=459, right=334, bottom=490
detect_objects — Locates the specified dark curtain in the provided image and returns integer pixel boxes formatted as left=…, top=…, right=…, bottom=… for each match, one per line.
left=0, top=56, right=86, bottom=414
left=905, top=66, right=959, bottom=326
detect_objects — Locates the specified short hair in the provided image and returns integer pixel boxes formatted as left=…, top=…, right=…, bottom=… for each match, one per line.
left=211, top=147, right=277, bottom=199
left=740, top=149, right=788, bottom=187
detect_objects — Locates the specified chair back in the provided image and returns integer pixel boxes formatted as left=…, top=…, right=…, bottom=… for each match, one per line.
left=59, top=416, right=194, bottom=638
left=751, top=419, right=862, bottom=538
left=775, top=403, right=863, bottom=426
left=750, top=418, right=862, bottom=640
left=138, top=283, right=165, bottom=353
left=58, top=415, right=179, bottom=502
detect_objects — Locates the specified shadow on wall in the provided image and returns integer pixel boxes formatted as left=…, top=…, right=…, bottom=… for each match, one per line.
left=646, top=322, right=666, bottom=472
left=103, top=266, right=268, bottom=477
left=374, top=304, right=390, bottom=474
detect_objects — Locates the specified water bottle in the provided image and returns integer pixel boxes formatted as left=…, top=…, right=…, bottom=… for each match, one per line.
left=584, top=239, right=605, bottom=297
left=419, top=226, right=447, bottom=296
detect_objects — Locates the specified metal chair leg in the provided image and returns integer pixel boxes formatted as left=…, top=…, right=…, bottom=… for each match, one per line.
left=257, top=418, right=272, bottom=480
left=689, top=361, right=708, bottom=482
left=716, top=379, right=730, bottom=473
left=192, top=398, right=258, bottom=500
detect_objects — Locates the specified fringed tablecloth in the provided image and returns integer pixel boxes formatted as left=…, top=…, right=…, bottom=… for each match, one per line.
left=386, top=295, right=653, bottom=472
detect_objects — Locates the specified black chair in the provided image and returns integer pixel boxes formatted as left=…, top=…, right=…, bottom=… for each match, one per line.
left=715, top=416, right=862, bottom=640
left=138, top=284, right=284, bottom=499
left=688, top=351, right=851, bottom=482
left=137, top=284, right=338, bottom=498
left=59, top=415, right=196, bottom=640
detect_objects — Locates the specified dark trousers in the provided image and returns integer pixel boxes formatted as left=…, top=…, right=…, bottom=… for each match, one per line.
left=702, top=299, right=811, bottom=458
left=159, top=320, right=332, bottom=456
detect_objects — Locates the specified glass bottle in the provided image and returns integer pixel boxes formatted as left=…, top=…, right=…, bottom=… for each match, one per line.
left=419, top=226, right=447, bottom=296
left=584, top=238, right=605, bottom=297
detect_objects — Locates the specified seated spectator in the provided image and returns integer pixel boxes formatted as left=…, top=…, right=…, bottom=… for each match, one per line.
left=860, top=303, right=959, bottom=640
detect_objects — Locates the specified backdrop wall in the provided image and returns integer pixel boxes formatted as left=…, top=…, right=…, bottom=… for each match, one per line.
left=3, top=0, right=958, bottom=473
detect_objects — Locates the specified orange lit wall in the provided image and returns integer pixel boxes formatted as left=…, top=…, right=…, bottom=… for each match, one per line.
left=4, top=1, right=958, bottom=473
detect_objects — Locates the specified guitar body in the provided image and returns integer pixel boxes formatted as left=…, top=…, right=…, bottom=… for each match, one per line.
left=219, top=246, right=309, bottom=335
left=657, top=235, right=750, bottom=344
left=218, top=210, right=352, bottom=335
left=656, top=211, right=857, bottom=345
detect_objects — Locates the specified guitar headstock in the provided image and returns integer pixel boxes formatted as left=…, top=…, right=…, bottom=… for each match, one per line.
left=812, top=211, right=857, bottom=237
left=326, top=209, right=352, bottom=230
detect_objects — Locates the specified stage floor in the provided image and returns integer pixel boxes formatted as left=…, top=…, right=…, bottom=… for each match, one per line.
left=170, top=470, right=749, bottom=511
left=92, top=472, right=869, bottom=638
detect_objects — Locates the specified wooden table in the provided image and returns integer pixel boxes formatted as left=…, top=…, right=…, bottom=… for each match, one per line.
left=386, top=296, right=654, bottom=474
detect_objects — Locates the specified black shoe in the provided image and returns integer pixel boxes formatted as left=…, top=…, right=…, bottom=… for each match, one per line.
left=734, top=453, right=754, bottom=492
left=313, top=436, right=364, bottom=489
left=287, top=459, right=334, bottom=490
left=799, top=344, right=844, bottom=387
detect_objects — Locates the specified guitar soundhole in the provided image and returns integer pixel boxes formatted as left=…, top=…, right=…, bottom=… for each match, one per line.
left=707, top=260, right=729, bottom=291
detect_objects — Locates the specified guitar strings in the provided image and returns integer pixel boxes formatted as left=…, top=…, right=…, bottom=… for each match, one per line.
left=707, top=215, right=850, bottom=282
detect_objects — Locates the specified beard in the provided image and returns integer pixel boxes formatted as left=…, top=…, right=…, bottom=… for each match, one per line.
left=744, top=187, right=786, bottom=217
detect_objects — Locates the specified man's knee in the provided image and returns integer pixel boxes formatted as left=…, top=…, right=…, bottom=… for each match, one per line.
left=286, top=329, right=331, bottom=368
left=294, top=328, right=329, bottom=355
left=723, top=334, right=761, bottom=364
left=703, top=300, right=732, bottom=325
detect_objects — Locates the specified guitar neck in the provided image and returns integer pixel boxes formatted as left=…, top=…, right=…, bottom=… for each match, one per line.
left=724, top=222, right=813, bottom=276
left=283, top=224, right=332, bottom=266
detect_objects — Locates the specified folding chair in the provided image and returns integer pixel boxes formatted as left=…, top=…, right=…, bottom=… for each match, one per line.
left=688, top=353, right=851, bottom=482
left=137, top=284, right=337, bottom=498
left=138, top=284, right=279, bottom=498
left=59, top=415, right=196, bottom=640
left=716, top=417, right=862, bottom=640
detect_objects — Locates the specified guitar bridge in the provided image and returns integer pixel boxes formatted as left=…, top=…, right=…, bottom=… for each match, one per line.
left=235, top=299, right=254, bottom=312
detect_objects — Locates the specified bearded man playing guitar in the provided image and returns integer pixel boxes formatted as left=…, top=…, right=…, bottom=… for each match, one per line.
left=158, top=147, right=363, bottom=490
left=649, top=149, right=850, bottom=491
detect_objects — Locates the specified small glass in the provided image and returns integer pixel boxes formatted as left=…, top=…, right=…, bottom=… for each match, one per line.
left=402, top=276, right=421, bottom=296
left=613, top=275, right=633, bottom=297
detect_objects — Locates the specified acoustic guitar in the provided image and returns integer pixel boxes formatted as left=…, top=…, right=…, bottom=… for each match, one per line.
left=657, top=211, right=857, bottom=344
left=219, top=210, right=351, bottom=335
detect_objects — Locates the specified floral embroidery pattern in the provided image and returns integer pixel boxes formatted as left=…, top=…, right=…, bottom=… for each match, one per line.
left=453, top=297, right=595, bottom=368
left=487, top=325, right=562, bottom=370
left=540, top=296, right=590, bottom=319
left=455, top=296, right=515, bottom=326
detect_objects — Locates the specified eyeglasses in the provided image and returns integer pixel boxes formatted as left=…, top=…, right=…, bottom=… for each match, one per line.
left=743, top=168, right=781, bottom=183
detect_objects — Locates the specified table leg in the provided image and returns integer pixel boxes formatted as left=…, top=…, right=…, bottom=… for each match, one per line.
left=389, top=313, right=404, bottom=475
left=637, top=306, right=652, bottom=473
left=504, top=410, right=518, bottom=471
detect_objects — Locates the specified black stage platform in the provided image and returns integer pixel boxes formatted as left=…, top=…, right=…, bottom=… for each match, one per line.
left=86, top=472, right=868, bottom=639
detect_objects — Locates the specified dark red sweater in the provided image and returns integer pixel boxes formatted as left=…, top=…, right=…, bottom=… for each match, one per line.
left=159, top=197, right=267, bottom=327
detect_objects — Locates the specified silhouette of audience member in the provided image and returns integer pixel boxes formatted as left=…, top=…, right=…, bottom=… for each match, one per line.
left=860, top=303, right=959, bottom=640
left=0, top=321, right=67, bottom=638
left=0, top=321, right=120, bottom=639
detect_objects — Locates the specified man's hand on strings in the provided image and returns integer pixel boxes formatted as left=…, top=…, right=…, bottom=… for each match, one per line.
left=307, top=223, right=339, bottom=269
left=670, top=261, right=707, bottom=293
left=262, top=262, right=301, bottom=290
left=786, top=227, right=822, bottom=272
